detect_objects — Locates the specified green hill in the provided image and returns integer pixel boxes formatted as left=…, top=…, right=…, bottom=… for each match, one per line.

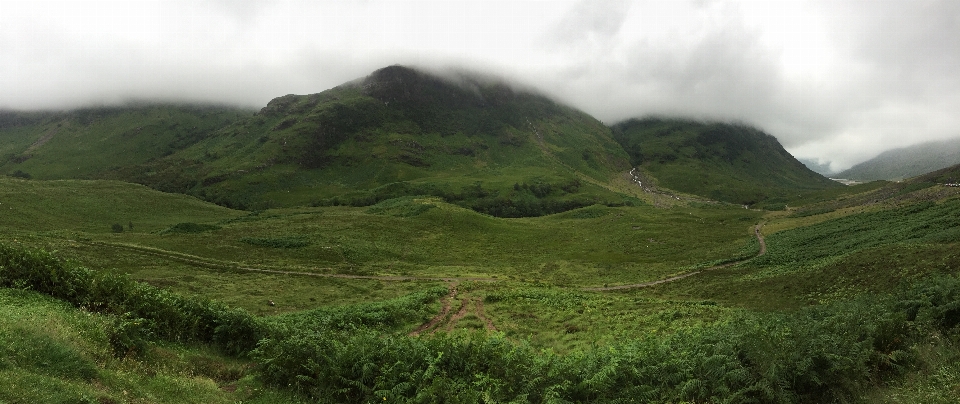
left=2, top=67, right=847, bottom=214
left=0, top=104, right=251, bottom=184
left=1, top=66, right=633, bottom=215
left=611, top=118, right=841, bottom=205
left=161, top=65, right=632, bottom=212
left=0, top=177, right=239, bottom=234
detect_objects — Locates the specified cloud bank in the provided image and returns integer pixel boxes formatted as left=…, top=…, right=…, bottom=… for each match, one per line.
left=1, top=0, right=958, bottom=170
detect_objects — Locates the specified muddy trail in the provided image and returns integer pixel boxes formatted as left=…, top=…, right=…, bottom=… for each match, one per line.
left=583, top=224, right=766, bottom=292
left=409, top=283, right=498, bottom=336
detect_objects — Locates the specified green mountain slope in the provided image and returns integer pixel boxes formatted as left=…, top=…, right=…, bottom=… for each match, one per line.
left=0, top=177, right=239, bottom=233
left=835, top=138, right=960, bottom=181
left=0, top=67, right=633, bottom=215
left=611, top=118, right=841, bottom=205
left=0, top=104, right=251, bottom=184
left=129, top=66, right=634, bottom=213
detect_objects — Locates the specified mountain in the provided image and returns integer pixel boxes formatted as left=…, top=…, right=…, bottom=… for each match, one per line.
left=834, top=138, right=960, bottom=181
left=611, top=118, right=841, bottom=205
left=0, top=104, right=251, bottom=182
left=1, top=66, right=633, bottom=216
left=168, top=65, right=634, bottom=213
left=1, top=66, right=839, bottom=213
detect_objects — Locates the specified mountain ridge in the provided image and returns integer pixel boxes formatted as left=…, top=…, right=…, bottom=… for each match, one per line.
left=835, top=138, right=960, bottom=181
left=1, top=65, right=836, bottom=213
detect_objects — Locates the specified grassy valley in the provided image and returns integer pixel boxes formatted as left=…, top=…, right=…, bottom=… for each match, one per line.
left=2, top=66, right=960, bottom=402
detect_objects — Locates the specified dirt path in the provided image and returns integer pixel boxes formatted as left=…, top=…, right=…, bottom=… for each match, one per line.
left=445, top=298, right=471, bottom=332
left=583, top=224, right=765, bottom=292
left=408, top=286, right=499, bottom=335
left=473, top=298, right=498, bottom=332
left=409, top=283, right=458, bottom=336
left=76, top=240, right=498, bottom=283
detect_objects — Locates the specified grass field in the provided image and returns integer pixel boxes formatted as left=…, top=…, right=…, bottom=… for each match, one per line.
left=3, top=171, right=960, bottom=401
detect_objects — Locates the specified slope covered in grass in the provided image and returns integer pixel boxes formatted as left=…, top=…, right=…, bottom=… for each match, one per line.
left=0, top=104, right=250, bottom=189
left=171, top=65, right=633, bottom=211
left=0, top=177, right=240, bottom=233
left=1, top=67, right=634, bottom=215
left=8, top=240, right=960, bottom=403
left=612, top=118, right=840, bottom=205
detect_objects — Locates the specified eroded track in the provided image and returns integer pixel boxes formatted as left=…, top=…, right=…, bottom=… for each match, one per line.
left=583, top=224, right=765, bottom=291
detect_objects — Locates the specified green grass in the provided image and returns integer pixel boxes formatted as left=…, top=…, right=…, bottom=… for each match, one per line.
left=6, top=132, right=960, bottom=400
left=612, top=118, right=842, bottom=205
left=0, top=177, right=239, bottom=233
left=0, top=104, right=250, bottom=185
left=36, top=200, right=759, bottom=287
left=0, top=288, right=304, bottom=403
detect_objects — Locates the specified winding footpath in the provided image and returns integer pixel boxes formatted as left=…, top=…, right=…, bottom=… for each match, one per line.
left=408, top=283, right=499, bottom=336
left=73, top=240, right=498, bottom=283
left=582, top=224, right=765, bottom=292
left=76, top=223, right=765, bottom=291
left=75, top=224, right=765, bottom=335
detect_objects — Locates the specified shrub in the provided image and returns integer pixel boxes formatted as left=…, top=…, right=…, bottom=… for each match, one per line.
left=240, top=237, right=311, bottom=249
left=160, top=222, right=221, bottom=234
left=111, top=223, right=124, bottom=233
left=0, top=243, right=264, bottom=356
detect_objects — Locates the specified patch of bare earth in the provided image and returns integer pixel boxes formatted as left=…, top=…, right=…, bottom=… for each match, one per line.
left=474, top=298, right=497, bottom=332
left=444, top=298, right=471, bottom=332
left=409, top=283, right=457, bottom=336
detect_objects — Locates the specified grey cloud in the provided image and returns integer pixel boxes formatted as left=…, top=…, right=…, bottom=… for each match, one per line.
left=2, top=0, right=959, bottom=171
left=550, top=0, right=632, bottom=45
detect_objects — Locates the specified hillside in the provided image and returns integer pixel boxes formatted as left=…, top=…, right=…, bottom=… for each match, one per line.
left=165, top=65, right=632, bottom=212
left=0, top=104, right=251, bottom=183
left=0, top=177, right=240, bottom=234
left=3, top=168, right=960, bottom=401
left=1, top=67, right=633, bottom=216
left=611, top=118, right=841, bottom=206
left=835, top=138, right=960, bottom=181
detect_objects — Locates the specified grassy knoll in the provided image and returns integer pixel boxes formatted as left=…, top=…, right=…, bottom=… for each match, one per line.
left=0, top=178, right=760, bottom=323
left=635, top=193, right=960, bottom=311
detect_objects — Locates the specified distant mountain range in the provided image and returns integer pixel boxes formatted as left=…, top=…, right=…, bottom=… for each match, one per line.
left=834, top=138, right=960, bottom=181
left=0, top=65, right=838, bottom=212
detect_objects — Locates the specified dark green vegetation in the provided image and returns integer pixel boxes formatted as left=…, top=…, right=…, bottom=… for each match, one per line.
left=1, top=66, right=637, bottom=214
left=3, top=168, right=960, bottom=401
left=612, top=118, right=841, bottom=206
left=0, top=104, right=249, bottom=189
left=4, top=65, right=960, bottom=402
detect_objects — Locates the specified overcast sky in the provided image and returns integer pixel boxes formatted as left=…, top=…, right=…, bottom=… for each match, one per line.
left=1, top=0, right=958, bottom=171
